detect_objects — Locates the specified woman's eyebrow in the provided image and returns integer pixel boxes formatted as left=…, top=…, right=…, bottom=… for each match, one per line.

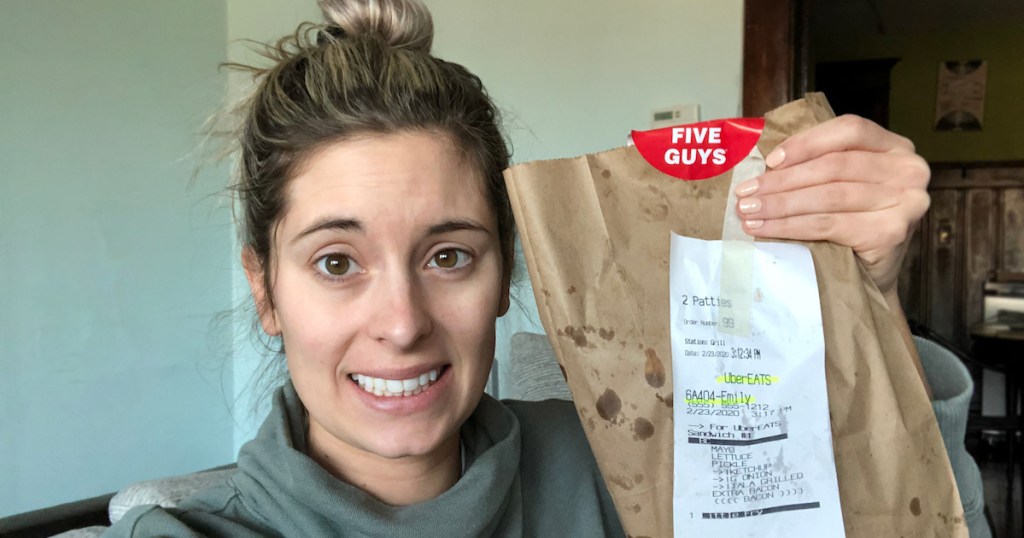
left=292, top=217, right=364, bottom=244
left=426, top=218, right=490, bottom=236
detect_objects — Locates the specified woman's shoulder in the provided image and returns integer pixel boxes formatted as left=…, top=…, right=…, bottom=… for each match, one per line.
left=499, top=398, right=599, bottom=474
left=501, top=398, right=586, bottom=446
left=500, top=397, right=577, bottom=421
left=498, top=398, right=624, bottom=536
left=102, top=483, right=270, bottom=538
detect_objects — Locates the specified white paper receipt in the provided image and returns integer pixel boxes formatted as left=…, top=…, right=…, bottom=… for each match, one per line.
left=670, top=233, right=845, bottom=537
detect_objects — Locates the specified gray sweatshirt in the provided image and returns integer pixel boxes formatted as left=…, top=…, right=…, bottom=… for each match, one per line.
left=105, top=383, right=625, bottom=537
left=105, top=337, right=988, bottom=537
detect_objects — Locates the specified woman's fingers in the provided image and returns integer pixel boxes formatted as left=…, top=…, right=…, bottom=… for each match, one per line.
left=739, top=181, right=903, bottom=220
left=764, top=114, right=917, bottom=170
left=732, top=116, right=932, bottom=297
left=741, top=207, right=917, bottom=263
left=736, top=149, right=930, bottom=198
left=730, top=113, right=933, bottom=296
left=740, top=183, right=929, bottom=247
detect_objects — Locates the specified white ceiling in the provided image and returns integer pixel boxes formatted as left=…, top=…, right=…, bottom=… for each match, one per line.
left=811, top=0, right=1024, bottom=37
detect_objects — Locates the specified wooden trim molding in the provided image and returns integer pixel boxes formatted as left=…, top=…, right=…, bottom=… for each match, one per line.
left=743, top=0, right=805, bottom=116
left=930, top=162, right=1024, bottom=190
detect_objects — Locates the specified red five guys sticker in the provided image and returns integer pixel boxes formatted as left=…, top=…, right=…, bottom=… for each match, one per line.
left=631, top=118, right=765, bottom=180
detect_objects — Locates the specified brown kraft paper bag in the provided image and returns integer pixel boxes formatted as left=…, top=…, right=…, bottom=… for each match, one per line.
left=503, top=94, right=966, bottom=537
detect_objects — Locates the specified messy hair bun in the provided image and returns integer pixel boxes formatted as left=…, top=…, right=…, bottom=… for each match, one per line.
left=318, top=0, right=433, bottom=52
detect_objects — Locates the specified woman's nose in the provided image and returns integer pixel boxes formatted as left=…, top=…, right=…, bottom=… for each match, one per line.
left=368, top=273, right=433, bottom=349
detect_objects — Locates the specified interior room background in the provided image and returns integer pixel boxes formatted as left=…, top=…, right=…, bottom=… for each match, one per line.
left=0, top=0, right=745, bottom=516
left=809, top=0, right=1024, bottom=419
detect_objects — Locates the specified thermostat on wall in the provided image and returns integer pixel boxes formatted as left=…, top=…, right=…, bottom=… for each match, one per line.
left=651, top=104, right=700, bottom=129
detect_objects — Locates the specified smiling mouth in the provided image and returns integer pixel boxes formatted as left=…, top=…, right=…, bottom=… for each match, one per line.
left=350, top=366, right=447, bottom=397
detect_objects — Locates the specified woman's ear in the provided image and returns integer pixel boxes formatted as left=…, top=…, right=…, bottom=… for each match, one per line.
left=242, top=248, right=281, bottom=336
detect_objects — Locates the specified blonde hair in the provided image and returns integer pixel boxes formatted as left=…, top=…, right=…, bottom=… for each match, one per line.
left=229, top=0, right=513, bottom=311
left=318, top=0, right=433, bottom=51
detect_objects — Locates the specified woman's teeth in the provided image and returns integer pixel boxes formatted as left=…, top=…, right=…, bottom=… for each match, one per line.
left=351, top=369, right=440, bottom=397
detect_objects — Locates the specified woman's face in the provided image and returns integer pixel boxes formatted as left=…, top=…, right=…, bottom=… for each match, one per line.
left=245, top=131, right=509, bottom=461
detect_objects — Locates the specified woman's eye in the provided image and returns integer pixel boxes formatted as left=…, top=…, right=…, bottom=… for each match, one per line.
left=429, top=249, right=471, bottom=270
left=316, top=254, right=361, bottom=277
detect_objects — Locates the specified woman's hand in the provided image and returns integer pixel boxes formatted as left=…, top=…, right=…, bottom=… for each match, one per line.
left=734, top=114, right=931, bottom=298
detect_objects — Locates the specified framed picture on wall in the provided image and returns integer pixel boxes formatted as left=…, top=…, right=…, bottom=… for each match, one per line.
left=934, top=60, right=987, bottom=131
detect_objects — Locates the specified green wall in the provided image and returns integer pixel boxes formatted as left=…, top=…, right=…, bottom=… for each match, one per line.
left=0, top=0, right=233, bottom=516
left=814, top=19, right=1024, bottom=162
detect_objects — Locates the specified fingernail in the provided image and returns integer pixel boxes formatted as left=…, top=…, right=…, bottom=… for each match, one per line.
left=765, top=148, right=785, bottom=169
left=735, top=178, right=759, bottom=197
left=739, top=198, right=762, bottom=214
left=745, top=219, right=764, bottom=229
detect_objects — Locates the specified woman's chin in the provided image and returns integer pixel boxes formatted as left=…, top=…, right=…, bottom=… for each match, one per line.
left=362, top=429, right=456, bottom=460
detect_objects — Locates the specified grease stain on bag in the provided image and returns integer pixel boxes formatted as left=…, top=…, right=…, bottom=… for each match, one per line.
left=609, top=475, right=635, bottom=491
left=559, top=325, right=589, bottom=348
left=644, top=348, right=666, bottom=388
left=596, top=389, right=621, bottom=421
left=633, top=417, right=655, bottom=440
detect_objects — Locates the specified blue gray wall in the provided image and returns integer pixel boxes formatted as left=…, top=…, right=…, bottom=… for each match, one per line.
left=0, top=0, right=233, bottom=516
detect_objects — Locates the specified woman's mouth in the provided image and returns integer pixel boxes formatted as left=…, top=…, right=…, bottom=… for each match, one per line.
left=349, top=366, right=446, bottom=397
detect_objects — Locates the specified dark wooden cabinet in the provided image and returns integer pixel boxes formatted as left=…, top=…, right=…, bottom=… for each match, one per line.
left=899, top=164, right=1024, bottom=350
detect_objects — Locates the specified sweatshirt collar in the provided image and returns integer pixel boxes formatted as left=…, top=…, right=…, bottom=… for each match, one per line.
left=232, top=381, right=524, bottom=537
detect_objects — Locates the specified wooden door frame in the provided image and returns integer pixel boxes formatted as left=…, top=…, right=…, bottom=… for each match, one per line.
left=742, top=0, right=809, bottom=116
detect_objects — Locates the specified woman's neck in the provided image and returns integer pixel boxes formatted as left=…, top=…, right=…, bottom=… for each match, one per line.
left=307, top=425, right=462, bottom=506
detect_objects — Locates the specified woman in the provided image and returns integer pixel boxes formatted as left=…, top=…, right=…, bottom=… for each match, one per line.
left=106, top=0, right=986, bottom=536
